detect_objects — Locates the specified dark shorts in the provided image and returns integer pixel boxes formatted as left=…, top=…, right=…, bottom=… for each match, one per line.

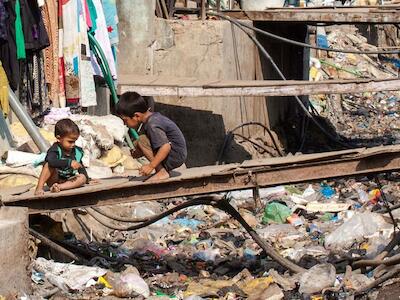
left=163, top=149, right=185, bottom=171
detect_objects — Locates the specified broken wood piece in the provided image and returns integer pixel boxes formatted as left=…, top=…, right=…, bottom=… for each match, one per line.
left=118, top=74, right=400, bottom=97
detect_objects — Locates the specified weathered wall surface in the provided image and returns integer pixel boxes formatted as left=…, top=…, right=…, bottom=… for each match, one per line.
left=117, top=1, right=268, bottom=166
left=0, top=207, right=30, bottom=294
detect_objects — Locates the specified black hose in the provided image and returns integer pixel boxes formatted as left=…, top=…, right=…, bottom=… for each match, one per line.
left=211, top=15, right=350, bottom=149
left=209, top=12, right=400, bottom=55
left=85, top=196, right=219, bottom=231
left=85, top=196, right=306, bottom=273
left=91, top=207, right=150, bottom=223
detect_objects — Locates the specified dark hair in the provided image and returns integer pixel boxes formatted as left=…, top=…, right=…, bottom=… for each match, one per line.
left=54, top=119, right=80, bottom=137
left=116, top=92, right=148, bottom=117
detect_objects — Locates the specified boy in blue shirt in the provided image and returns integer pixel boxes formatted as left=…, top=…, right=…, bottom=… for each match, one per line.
left=116, top=92, right=187, bottom=182
left=35, top=119, right=88, bottom=195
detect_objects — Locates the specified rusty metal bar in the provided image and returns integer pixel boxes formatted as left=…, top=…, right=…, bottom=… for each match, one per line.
left=5, top=151, right=400, bottom=213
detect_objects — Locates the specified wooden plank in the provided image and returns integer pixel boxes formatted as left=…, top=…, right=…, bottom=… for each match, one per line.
left=118, top=75, right=400, bottom=97
left=4, top=145, right=400, bottom=213
left=224, top=7, right=400, bottom=24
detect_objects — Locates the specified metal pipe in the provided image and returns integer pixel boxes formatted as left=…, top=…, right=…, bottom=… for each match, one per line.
left=8, top=87, right=50, bottom=152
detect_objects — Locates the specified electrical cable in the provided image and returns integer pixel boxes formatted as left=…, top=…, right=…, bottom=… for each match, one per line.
left=210, top=14, right=351, bottom=148
left=233, top=132, right=280, bottom=156
left=230, top=122, right=285, bottom=156
left=217, top=121, right=285, bottom=164
left=209, top=12, right=400, bottom=55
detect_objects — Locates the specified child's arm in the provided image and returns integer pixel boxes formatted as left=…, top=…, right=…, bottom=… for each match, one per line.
left=140, top=143, right=171, bottom=176
left=46, top=148, right=74, bottom=169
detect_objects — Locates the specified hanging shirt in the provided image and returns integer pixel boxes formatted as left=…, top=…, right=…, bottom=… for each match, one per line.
left=19, top=0, right=49, bottom=52
left=0, top=0, right=19, bottom=89
left=101, top=0, right=119, bottom=45
left=89, top=0, right=117, bottom=79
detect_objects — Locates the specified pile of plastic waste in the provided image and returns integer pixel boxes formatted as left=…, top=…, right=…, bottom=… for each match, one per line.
left=29, top=173, right=400, bottom=299
left=309, top=26, right=400, bottom=147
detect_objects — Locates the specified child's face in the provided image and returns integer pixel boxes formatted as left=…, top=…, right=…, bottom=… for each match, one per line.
left=121, top=113, right=142, bottom=129
left=57, top=133, right=79, bottom=153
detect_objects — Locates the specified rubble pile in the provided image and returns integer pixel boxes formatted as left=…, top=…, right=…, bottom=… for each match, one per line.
left=29, top=174, right=400, bottom=299
left=309, top=26, right=400, bottom=146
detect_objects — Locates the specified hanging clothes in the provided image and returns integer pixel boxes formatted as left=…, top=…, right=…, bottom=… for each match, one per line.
left=61, top=0, right=96, bottom=108
left=0, top=0, right=7, bottom=41
left=78, top=0, right=96, bottom=107
left=19, top=0, right=49, bottom=52
left=61, top=0, right=81, bottom=106
left=0, top=0, right=19, bottom=90
left=42, top=0, right=60, bottom=107
left=89, top=0, right=117, bottom=80
left=15, top=0, right=26, bottom=59
left=17, top=0, right=50, bottom=120
left=58, top=0, right=66, bottom=107
left=101, top=0, right=119, bottom=46
left=19, top=52, right=50, bottom=120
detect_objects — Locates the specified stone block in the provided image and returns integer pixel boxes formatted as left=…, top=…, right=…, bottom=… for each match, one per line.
left=0, top=207, right=31, bottom=295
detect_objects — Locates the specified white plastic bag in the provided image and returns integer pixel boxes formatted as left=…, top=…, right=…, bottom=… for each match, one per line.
left=325, top=212, right=392, bottom=250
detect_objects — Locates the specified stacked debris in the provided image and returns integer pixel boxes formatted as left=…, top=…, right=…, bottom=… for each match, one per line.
left=309, top=26, right=400, bottom=147
left=0, top=108, right=145, bottom=190
left=28, top=173, right=400, bottom=299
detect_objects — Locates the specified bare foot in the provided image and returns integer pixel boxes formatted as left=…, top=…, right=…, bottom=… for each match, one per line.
left=50, top=183, right=61, bottom=193
left=34, top=189, right=44, bottom=196
left=145, top=168, right=170, bottom=182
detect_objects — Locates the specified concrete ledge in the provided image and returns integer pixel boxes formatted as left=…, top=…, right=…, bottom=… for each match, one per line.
left=0, top=207, right=30, bottom=295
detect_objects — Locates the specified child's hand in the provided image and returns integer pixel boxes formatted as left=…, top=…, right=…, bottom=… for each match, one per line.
left=140, top=164, right=154, bottom=176
left=88, top=179, right=100, bottom=185
left=71, top=160, right=82, bottom=170
left=35, top=189, right=44, bottom=196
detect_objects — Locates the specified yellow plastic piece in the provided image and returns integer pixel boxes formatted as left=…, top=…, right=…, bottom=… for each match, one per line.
left=98, top=276, right=112, bottom=289
left=0, top=60, right=9, bottom=117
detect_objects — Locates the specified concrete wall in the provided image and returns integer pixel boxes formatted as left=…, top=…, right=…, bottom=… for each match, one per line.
left=0, top=207, right=30, bottom=294
left=117, top=0, right=268, bottom=166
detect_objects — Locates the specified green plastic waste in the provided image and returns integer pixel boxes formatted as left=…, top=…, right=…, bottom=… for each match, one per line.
left=262, top=202, right=291, bottom=224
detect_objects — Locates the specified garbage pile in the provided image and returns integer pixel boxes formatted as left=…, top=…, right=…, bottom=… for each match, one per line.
left=30, top=174, right=400, bottom=299
left=0, top=108, right=144, bottom=190
left=309, top=26, right=400, bottom=146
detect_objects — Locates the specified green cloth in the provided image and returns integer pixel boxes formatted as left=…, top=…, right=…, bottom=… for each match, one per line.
left=87, top=0, right=97, bottom=33
left=15, top=0, right=26, bottom=59
left=262, top=202, right=292, bottom=224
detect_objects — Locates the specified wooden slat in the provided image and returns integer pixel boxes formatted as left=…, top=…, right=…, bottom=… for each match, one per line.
left=118, top=75, right=400, bottom=97
left=224, top=7, right=400, bottom=24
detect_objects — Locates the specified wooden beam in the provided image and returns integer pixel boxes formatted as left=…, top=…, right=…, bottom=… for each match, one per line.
left=224, top=7, right=400, bottom=24
left=118, top=75, right=400, bottom=97
left=4, top=145, right=400, bottom=213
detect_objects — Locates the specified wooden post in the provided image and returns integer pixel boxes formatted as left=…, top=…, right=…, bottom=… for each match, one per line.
left=201, top=0, right=206, bottom=20
left=217, top=0, right=221, bottom=12
left=253, top=187, right=262, bottom=213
